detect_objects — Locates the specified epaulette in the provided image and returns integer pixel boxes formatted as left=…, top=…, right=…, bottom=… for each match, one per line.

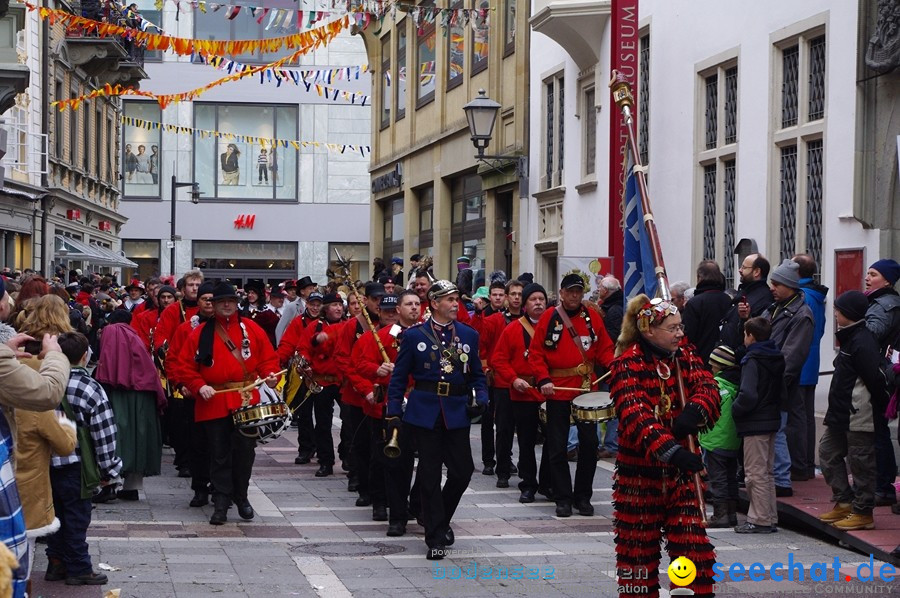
left=408, top=321, right=425, bottom=330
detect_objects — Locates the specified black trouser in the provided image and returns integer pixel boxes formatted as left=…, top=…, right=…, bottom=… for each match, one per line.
left=294, top=384, right=317, bottom=457
left=258, top=164, right=268, bottom=181
left=314, top=385, right=339, bottom=466
left=800, top=385, right=818, bottom=476
left=412, top=420, right=474, bottom=548
left=201, top=415, right=256, bottom=505
left=186, top=398, right=211, bottom=493
left=47, top=464, right=93, bottom=576
left=379, top=418, right=416, bottom=523
left=546, top=400, right=598, bottom=504
left=494, top=388, right=515, bottom=478
left=168, top=397, right=193, bottom=471
left=480, top=387, right=496, bottom=467
left=705, top=449, right=739, bottom=502
left=367, top=416, right=387, bottom=507
left=785, top=383, right=808, bottom=477
left=512, top=401, right=548, bottom=492
left=343, top=402, right=364, bottom=474
left=874, top=409, right=898, bottom=499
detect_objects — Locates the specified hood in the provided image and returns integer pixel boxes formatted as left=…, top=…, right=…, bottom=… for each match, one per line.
left=695, top=279, right=726, bottom=294
left=742, top=339, right=782, bottom=361
left=834, top=319, right=865, bottom=344
left=799, top=278, right=829, bottom=301
left=602, top=289, right=624, bottom=307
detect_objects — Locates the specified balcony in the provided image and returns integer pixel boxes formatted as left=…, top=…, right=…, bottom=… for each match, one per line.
left=530, top=0, right=611, bottom=70
left=61, top=0, right=149, bottom=88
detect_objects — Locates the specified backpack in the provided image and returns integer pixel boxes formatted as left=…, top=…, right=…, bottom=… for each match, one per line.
left=59, top=397, right=102, bottom=499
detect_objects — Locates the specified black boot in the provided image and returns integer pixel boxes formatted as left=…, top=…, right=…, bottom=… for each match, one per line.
left=726, top=499, right=738, bottom=526
left=707, top=502, right=732, bottom=528
left=189, top=490, right=209, bottom=508
left=210, top=496, right=229, bottom=525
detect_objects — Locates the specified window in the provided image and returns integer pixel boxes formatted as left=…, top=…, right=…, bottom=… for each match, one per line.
left=504, top=0, right=516, bottom=56
left=779, top=145, right=798, bottom=260
left=702, top=164, right=716, bottom=260
left=194, top=103, right=298, bottom=201
left=328, top=243, right=370, bottom=282
left=122, top=102, right=162, bottom=199
left=192, top=241, right=296, bottom=272
left=107, top=115, right=115, bottom=184
left=450, top=175, right=486, bottom=272
left=122, top=239, right=160, bottom=282
left=582, top=86, right=596, bottom=177
left=781, top=45, right=799, bottom=128
left=82, top=106, right=90, bottom=172
left=542, top=73, right=564, bottom=189
left=418, top=186, right=434, bottom=251
left=396, top=23, right=407, bottom=120
left=471, top=0, right=489, bottom=75
left=806, top=140, right=823, bottom=267
left=416, top=2, right=436, bottom=107
left=382, top=197, right=404, bottom=261
left=69, top=89, right=77, bottom=166
left=193, top=0, right=299, bottom=64
left=722, top=160, right=736, bottom=288
left=54, top=79, right=63, bottom=160
left=638, top=33, right=650, bottom=165
left=704, top=73, right=718, bottom=150
left=380, top=34, right=391, bottom=129
left=93, top=106, right=101, bottom=177
left=131, top=0, right=162, bottom=62
left=808, top=36, right=826, bottom=121
left=447, top=1, right=464, bottom=89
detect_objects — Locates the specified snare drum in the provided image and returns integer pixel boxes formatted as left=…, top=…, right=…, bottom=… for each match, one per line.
left=571, top=392, right=616, bottom=423
left=232, top=385, right=291, bottom=444
left=539, top=401, right=575, bottom=425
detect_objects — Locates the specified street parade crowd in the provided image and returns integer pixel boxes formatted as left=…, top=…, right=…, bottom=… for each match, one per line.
left=0, top=251, right=898, bottom=597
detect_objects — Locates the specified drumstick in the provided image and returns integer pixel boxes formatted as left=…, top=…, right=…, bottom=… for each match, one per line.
left=552, top=386, right=598, bottom=392
left=550, top=371, right=612, bottom=393
left=212, top=369, right=288, bottom=395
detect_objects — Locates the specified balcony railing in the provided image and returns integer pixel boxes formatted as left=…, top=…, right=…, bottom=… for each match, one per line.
left=63, top=0, right=146, bottom=68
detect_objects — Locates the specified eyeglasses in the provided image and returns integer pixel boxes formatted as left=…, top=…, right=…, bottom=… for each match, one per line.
left=658, top=323, right=685, bottom=333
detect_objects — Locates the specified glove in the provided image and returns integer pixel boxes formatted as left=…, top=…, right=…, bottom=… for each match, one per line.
left=671, top=403, right=705, bottom=440
left=466, top=401, right=486, bottom=419
left=669, top=447, right=705, bottom=473
left=385, top=416, right=402, bottom=436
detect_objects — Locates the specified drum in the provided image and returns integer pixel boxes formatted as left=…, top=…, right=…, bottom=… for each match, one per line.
left=232, top=384, right=291, bottom=444
left=539, top=401, right=575, bottom=425
left=571, top=392, right=616, bottom=423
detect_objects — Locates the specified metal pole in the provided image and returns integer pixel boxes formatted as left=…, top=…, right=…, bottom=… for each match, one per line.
left=170, top=173, right=176, bottom=276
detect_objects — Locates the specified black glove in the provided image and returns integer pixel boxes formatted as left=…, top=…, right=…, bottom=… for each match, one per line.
left=466, top=401, right=486, bottom=419
left=385, top=416, right=402, bottom=436
left=671, top=403, right=705, bottom=440
left=669, top=447, right=705, bottom=473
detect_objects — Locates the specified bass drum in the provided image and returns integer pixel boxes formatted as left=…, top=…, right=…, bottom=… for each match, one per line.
left=232, top=384, right=291, bottom=444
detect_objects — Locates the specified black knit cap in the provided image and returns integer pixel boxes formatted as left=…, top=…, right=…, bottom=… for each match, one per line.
left=197, top=281, right=216, bottom=297
left=211, top=282, right=239, bottom=302
left=522, top=283, right=547, bottom=304
left=834, top=290, right=868, bottom=322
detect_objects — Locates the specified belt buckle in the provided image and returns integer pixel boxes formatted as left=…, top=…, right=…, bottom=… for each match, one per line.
left=436, top=381, right=450, bottom=396
left=575, top=363, right=591, bottom=376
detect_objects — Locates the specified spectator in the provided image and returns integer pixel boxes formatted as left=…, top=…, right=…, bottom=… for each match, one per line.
left=719, top=254, right=774, bottom=351
left=670, top=281, right=690, bottom=312
left=682, top=260, right=732, bottom=363
left=407, top=254, right=421, bottom=286
left=732, top=317, right=786, bottom=534
left=372, top=257, right=386, bottom=281
left=597, top=276, right=624, bottom=343
left=763, top=260, right=814, bottom=497
left=863, top=258, right=900, bottom=507
left=792, top=253, right=829, bottom=481
left=390, top=257, right=404, bottom=287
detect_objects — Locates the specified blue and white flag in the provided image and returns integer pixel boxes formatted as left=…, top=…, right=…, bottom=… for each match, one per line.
left=622, top=166, right=658, bottom=300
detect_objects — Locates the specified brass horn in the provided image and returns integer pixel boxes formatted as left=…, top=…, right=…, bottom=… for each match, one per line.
left=383, top=428, right=401, bottom=459
left=291, top=353, right=323, bottom=394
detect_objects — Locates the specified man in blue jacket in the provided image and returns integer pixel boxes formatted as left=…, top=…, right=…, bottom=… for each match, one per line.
left=386, top=280, right=488, bottom=560
left=793, top=254, right=828, bottom=481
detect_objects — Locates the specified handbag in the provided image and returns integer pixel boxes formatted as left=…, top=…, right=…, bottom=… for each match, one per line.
left=59, top=397, right=102, bottom=500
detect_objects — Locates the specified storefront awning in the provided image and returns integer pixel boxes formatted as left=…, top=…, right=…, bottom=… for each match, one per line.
left=54, top=235, right=138, bottom=268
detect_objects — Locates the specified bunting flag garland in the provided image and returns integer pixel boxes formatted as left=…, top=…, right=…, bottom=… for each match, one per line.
left=25, top=2, right=349, bottom=57
left=121, top=115, right=370, bottom=157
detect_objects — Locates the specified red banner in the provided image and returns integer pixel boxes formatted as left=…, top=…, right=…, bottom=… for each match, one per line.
left=608, top=0, right=639, bottom=279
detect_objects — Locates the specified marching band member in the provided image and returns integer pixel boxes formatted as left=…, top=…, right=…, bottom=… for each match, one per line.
left=153, top=269, right=204, bottom=355
left=253, top=289, right=283, bottom=349
left=610, top=295, right=719, bottom=597
left=121, top=279, right=145, bottom=313
left=180, top=282, right=279, bottom=525
left=386, top=280, right=488, bottom=560
left=492, top=283, right=549, bottom=503
left=528, top=273, right=614, bottom=518
left=132, top=277, right=161, bottom=317
left=132, top=284, right=176, bottom=352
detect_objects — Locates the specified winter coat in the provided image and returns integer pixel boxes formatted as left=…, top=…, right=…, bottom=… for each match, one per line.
left=682, top=279, right=732, bottom=363
left=824, top=320, right=887, bottom=432
left=600, top=289, right=624, bottom=344
left=764, top=292, right=814, bottom=390
left=731, top=340, right=786, bottom=437
left=864, top=287, right=900, bottom=352
left=719, top=279, right=773, bottom=351
left=699, top=368, right=740, bottom=452
left=798, top=278, right=828, bottom=386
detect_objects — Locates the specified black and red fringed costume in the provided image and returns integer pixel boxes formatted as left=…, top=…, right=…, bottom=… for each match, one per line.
left=609, top=337, right=721, bottom=597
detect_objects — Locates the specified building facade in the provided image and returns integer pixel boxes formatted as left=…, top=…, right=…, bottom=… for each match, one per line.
left=363, top=1, right=529, bottom=283
left=118, top=0, right=371, bottom=288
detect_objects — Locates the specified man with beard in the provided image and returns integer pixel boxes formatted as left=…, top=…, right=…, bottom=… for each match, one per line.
left=153, top=270, right=204, bottom=355
left=719, top=254, right=773, bottom=353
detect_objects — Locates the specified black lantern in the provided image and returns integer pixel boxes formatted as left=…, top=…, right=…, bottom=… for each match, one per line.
left=463, top=89, right=501, bottom=158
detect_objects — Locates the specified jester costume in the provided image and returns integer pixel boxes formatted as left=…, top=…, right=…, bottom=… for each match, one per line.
left=609, top=299, right=720, bottom=598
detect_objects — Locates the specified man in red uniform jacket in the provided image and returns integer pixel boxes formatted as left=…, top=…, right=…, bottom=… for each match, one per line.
left=180, top=282, right=279, bottom=525
left=153, top=270, right=204, bottom=354
left=132, top=284, right=176, bottom=352
left=492, top=283, right=548, bottom=504
left=528, top=273, right=614, bottom=517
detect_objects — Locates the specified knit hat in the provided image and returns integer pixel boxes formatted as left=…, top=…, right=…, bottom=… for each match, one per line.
left=473, top=286, right=489, bottom=300
left=709, top=345, right=737, bottom=369
left=869, top=259, right=900, bottom=286
left=834, top=290, right=868, bottom=322
left=522, top=283, right=547, bottom=304
left=197, top=281, right=216, bottom=298
left=769, top=259, right=800, bottom=289
left=157, top=285, right=177, bottom=298
left=517, top=272, right=534, bottom=284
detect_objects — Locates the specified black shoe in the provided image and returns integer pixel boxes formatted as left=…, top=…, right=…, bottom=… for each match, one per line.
left=235, top=499, right=254, bottom=520
left=519, top=489, right=536, bottom=504
left=347, top=477, right=360, bottom=492
left=790, top=471, right=810, bottom=482
left=189, top=490, right=209, bottom=508
left=482, top=466, right=495, bottom=476
left=537, top=487, right=554, bottom=501
left=341, top=461, right=350, bottom=472
left=65, top=571, right=108, bottom=586
left=45, top=559, right=66, bottom=582
left=91, top=485, right=117, bottom=504
left=386, top=522, right=406, bottom=537
left=444, top=527, right=455, bottom=546
left=556, top=502, right=573, bottom=518
left=372, top=505, right=388, bottom=521
left=892, top=503, right=900, bottom=515
left=510, top=463, right=518, bottom=475
left=295, top=453, right=313, bottom=465
left=177, top=467, right=192, bottom=479
left=427, top=546, right=446, bottom=560
left=315, top=465, right=333, bottom=477
left=496, top=476, right=510, bottom=489
left=875, top=494, right=897, bottom=507
left=575, top=499, right=594, bottom=516
left=210, top=505, right=228, bottom=525
left=356, top=494, right=372, bottom=507
left=116, top=489, right=139, bottom=501
left=775, top=486, right=793, bottom=497
left=734, top=522, right=777, bottom=534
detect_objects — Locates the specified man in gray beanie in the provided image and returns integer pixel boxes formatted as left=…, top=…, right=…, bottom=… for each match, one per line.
left=763, top=259, right=814, bottom=497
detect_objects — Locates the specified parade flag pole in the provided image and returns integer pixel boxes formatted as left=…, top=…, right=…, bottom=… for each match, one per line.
left=609, top=70, right=708, bottom=524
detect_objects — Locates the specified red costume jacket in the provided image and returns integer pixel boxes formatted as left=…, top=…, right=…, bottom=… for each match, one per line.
left=347, top=325, right=407, bottom=418
left=492, top=317, right=542, bottom=401
left=166, top=316, right=206, bottom=392
left=334, top=315, right=379, bottom=408
left=131, top=307, right=161, bottom=352
left=297, top=319, right=342, bottom=386
left=276, top=312, right=317, bottom=366
left=252, top=308, right=280, bottom=349
left=527, top=305, right=614, bottom=401
left=153, top=301, right=200, bottom=352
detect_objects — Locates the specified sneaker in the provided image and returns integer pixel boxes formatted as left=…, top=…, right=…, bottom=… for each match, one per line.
left=734, top=522, right=777, bottom=534
left=832, top=513, right=874, bottom=531
left=819, top=502, right=852, bottom=523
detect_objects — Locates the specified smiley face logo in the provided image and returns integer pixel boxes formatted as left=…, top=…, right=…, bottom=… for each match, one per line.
left=667, top=556, right=696, bottom=587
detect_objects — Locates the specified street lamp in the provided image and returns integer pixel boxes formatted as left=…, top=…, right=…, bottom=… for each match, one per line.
left=463, top=88, right=527, bottom=177
left=170, top=174, right=202, bottom=276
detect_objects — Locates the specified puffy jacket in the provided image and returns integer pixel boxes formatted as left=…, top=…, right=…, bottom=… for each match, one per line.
left=719, top=279, right=773, bottom=351
left=683, top=279, right=733, bottom=363
left=764, top=292, right=814, bottom=390
left=865, top=287, right=900, bottom=352
left=600, top=289, right=625, bottom=344
left=798, top=278, right=828, bottom=386
left=699, top=368, right=740, bottom=452
left=824, top=320, right=888, bottom=432
left=731, top=340, right=786, bottom=437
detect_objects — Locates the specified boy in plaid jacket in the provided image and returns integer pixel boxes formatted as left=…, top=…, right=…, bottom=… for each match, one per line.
left=45, top=332, right=122, bottom=586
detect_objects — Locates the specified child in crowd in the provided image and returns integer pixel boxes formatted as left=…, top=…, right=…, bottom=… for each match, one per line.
left=818, top=291, right=887, bottom=531
left=699, top=345, right=741, bottom=528
left=45, top=332, right=122, bottom=586
left=731, top=317, right=786, bottom=534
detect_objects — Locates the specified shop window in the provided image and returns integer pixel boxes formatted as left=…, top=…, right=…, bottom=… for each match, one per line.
left=122, top=239, right=160, bottom=282
left=193, top=241, right=296, bottom=271
left=329, top=242, right=370, bottom=282
left=450, top=175, right=486, bottom=273
left=418, top=185, right=434, bottom=251
left=416, top=2, right=436, bottom=107
left=194, top=103, right=298, bottom=202
left=123, top=102, right=162, bottom=199
left=447, top=1, right=464, bottom=90
left=471, top=0, right=489, bottom=75
left=193, top=0, right=299, bottom=64
left=382, top=197, right=404, bottom=261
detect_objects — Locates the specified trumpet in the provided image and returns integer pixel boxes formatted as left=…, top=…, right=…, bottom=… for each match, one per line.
left=291, top=353, right=323, bottom=394
left=383, top=428, right=401, bottom=458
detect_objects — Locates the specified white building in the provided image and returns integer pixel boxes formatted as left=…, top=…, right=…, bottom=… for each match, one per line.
left=525, top=0, right=898, bottom=361
left=119, top=0, right=371, bottom=288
